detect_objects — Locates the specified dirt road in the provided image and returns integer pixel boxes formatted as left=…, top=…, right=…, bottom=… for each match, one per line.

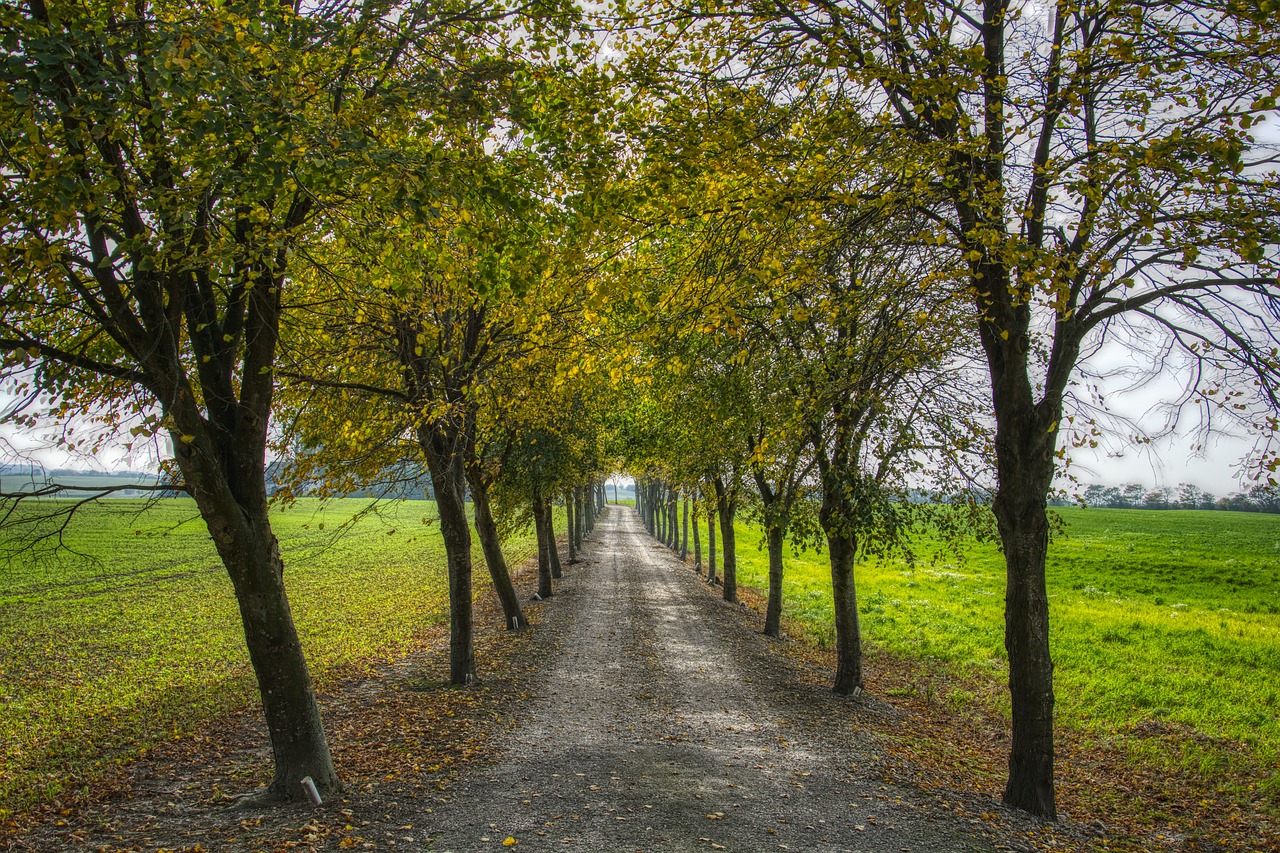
left=420, top=505, right=996, bottom=852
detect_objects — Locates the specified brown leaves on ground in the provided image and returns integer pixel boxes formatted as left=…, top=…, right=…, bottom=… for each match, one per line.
left=726, top=580, right=1278, bottom=853
left=0, top=589, right=545, bottom=853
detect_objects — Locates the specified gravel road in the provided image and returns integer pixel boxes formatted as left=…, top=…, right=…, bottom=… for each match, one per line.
left=419, top=505, right=998, bottom=853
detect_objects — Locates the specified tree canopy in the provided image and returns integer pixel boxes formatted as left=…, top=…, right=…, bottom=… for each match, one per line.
left=3, top=0, right=1278, bottom=821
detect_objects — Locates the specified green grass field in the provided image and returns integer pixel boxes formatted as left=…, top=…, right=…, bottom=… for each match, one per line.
left=0, top=497, right=546, bottom=817
left=731, top=507, right=1280, bottom=795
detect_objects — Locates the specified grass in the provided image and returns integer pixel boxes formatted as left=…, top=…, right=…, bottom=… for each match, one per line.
left=0, top=497, right=545, bottom=818
left=729, top=507, right=1280, bottom=798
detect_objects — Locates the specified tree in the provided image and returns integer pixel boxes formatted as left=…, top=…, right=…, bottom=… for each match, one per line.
left=796, top=211, right=987, bottom=693
left=279, top=169, right=550, bottom=685
left=0, top=0, right=449, bottom=802
left=1121, top=483, right=1147, bottom=508
left=274, top=26, right=629, bottom=678
left=750, top=0, right=1280, bottom=818
left=1144, top=488, right=1171, bottom=509
left=1176, top=483, right=1205, bottom=509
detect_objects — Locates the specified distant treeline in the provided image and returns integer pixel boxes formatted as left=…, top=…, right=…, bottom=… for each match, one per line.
left=0, top=463, right=432, bottom=499
left=0, top=465, right=168, bottom=497
left=1051, top=482, right=1280, bottom=514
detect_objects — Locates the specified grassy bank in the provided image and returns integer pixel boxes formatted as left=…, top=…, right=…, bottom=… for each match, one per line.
left=0, top=497, right=545, bottom=817
left=729, top=507, right=1280, bottom=797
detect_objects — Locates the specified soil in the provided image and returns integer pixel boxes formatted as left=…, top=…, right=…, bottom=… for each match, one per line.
left=2, top=506, right=1091, bottom=852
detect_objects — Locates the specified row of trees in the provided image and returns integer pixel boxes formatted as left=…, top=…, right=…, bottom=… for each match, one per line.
left=3, top=0, right=1278, bottom=825
left=1073, top=482, right=1280, bottom=512
left=0, top=0, right=626, bottom=805
left=603, top=0, right=1280, bottom=822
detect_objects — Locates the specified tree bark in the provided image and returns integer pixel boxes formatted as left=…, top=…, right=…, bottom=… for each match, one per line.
left=692, top=493, right=702, bottom=572
left=753, top=467, right=786, bottom=638
left=978, top=275, right=1073, bottom=819
left=464, top=464, right=528, bottom=631
left=669, top=493, right=679, bottom=551
left=663, top=484, right=671, bottom=544
left=763, top=523, right=785, bottom=638
left=420, top=428, right=475, bottom=687
left=182, top=441, right=339, bottom=801
left=828, top=530, right=863, bottom=694
left=547, top=499, right=564, bottom=580
left=575, top=486, right=585, bottom=548
left=533, top=490, right=553, bottom=599
left=681, top=493, right=690, bottom=562
left=650, top=483, right=659, bottom=536
left=706, top=502, right=717, bottom=583
left=656, top=484, right=665, bottom=542
left=652, top=484, right=659, bottom=536
left=994, top=417, right=1058, bottom=818
left=566, top=489, right=577, bottom=563
left=713, top=477, right=737, bottom=603
left=661, top=486, right=670, bottom=546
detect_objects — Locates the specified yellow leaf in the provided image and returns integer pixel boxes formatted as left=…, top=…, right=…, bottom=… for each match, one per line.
left=503, top=838, right=518, bottom=847
left=180, top=434, right=195, bottom=444
left=1000, top=330, right=1010, bottom=340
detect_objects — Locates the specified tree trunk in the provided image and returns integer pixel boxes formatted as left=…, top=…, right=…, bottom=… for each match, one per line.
left=681, top=493, right=690, bottom=561
left=663, top=485, right=671, bottom=544
left=566, top=489, right=577, bottom=563
left=464, top=465, right=528, bottom=631
left=692, top=491, right=702, bottom=572
left=995, top=429, right=1057, bottom=819
left=650, top=484, right=658, bottom=535
left=184, top=453, right=339, bottom=801
left=670, top=493, right=679, bottom=551
left=575, top=487, right=585, bottom=548
left=980, top=295, right=1070, bottom=820
left=650, top=483, right=659, bottom=536
left=706, top=503, right=717, bottom=583
left=661, top=486, right=670, bottom=546
left=714, top=478, right=738, bottom=603
left=763, top=523, right=785, bottom=638
left=547, top=499, right=564, bottom=580
left=656, top=484, right=665, bottom=541
left=421, top=430, right=475, bottom=687
left=533, top=490, right=553, bottom=599
left=828, top=530, right=863, bottom=694
left=649, top=483, right=657, bottom=537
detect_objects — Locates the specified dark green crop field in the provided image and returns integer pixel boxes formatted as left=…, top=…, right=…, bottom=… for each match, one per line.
left=0, top=498, right=542, bottom=818
left=733, top=507, right=1280, bottom=797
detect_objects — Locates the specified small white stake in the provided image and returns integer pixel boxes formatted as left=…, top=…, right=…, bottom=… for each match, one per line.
left=300, top=775, right=322, bottom=806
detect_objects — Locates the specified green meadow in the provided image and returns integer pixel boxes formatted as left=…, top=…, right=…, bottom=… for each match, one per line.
left=0, top=498, right=543, bottom=817
left=732, top=507, right=1280, bottom=794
